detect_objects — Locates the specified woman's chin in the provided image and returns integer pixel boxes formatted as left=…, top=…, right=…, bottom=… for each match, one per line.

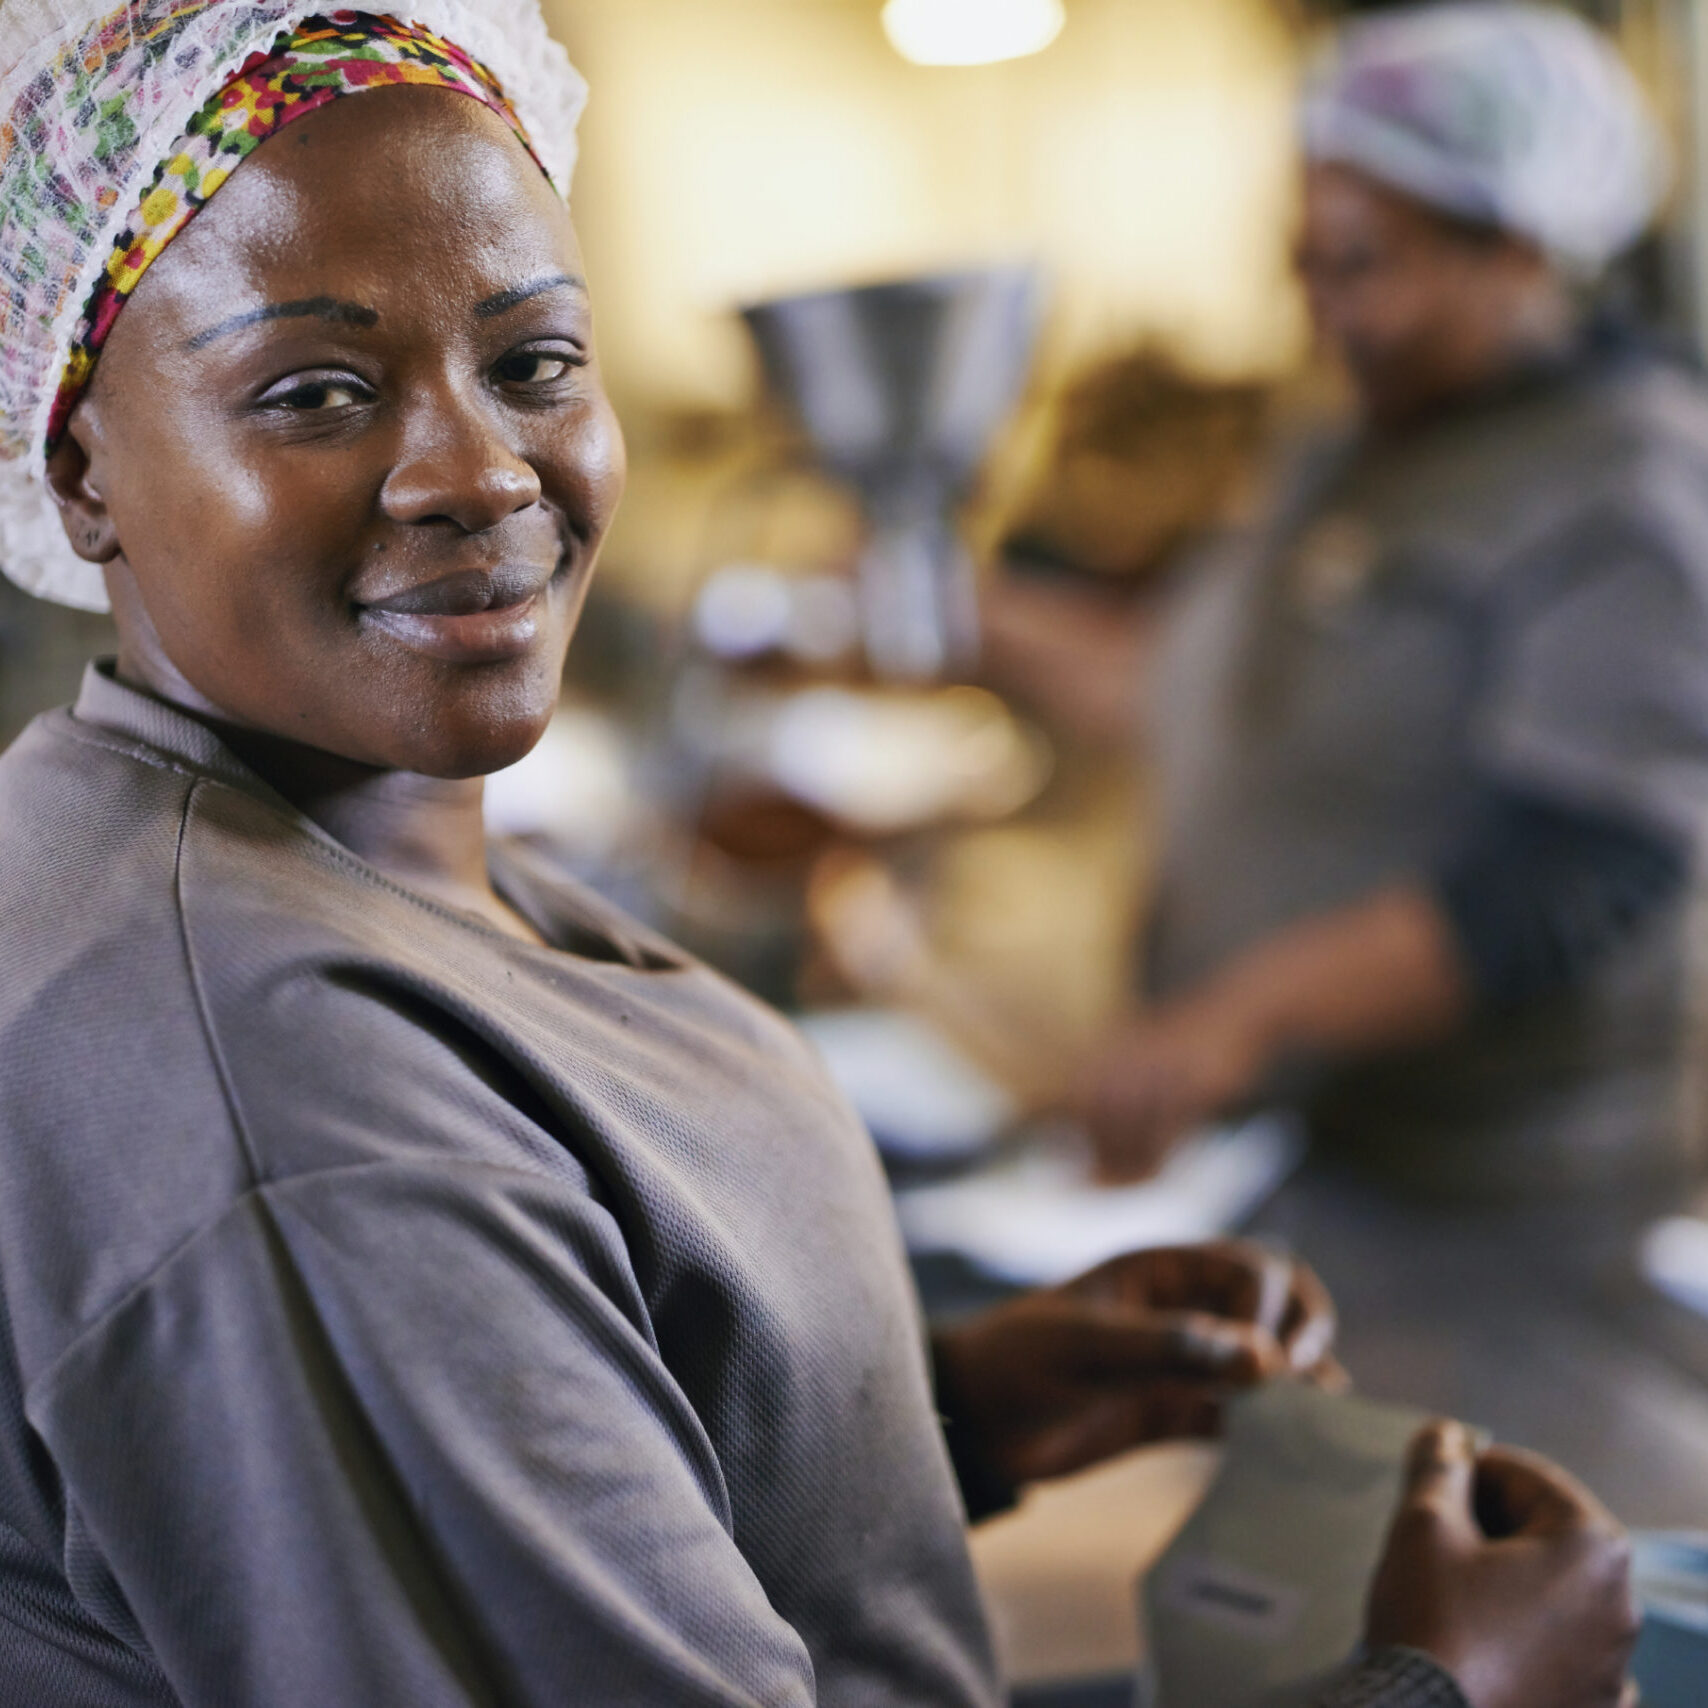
left=336, top=675, right=562, bottom=780
left=367, top=649, right=572, bottom=779
left=405, top=713, right=558, bottom=781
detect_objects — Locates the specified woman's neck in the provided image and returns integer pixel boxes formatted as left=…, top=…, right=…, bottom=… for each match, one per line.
left=1364, top=284, right=1580, bottom=436
left=229, top=736, right=495, bottom=902
left=113, top=640, right=544, bottom=946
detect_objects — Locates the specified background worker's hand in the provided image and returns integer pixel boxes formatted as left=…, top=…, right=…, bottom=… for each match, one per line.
left=1077, top=996, right=1272, bottom=1182
left=932, top=1241, right=1341, bottom=1487
left=1366, top=1421, right=1640, bottom=1708
left=1077, top=888, right=1472, bottom=1182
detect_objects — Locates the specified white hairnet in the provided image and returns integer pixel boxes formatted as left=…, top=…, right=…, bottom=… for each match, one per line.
left=1302, top=2, right=1668, bottom=277
left=0, top=1, right=588, bottom=611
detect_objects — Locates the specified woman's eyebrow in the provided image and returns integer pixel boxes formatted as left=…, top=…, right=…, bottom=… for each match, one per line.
left=475, top=273, right=586, bottom=319
left=186, top=296, right=380, bottom=350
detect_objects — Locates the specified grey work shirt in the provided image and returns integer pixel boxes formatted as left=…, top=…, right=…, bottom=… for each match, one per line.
left=0, top=665, right=1000, bottom=1707
left=1149, top=357, right=1708, bottom=1196
left=0, top=668, right=1474, bottom=1708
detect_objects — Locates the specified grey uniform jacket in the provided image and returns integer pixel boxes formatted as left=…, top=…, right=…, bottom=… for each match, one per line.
left=1150, top=356, right=1708, bottom=1195
left=0, top=666, right=1461, bottom=1708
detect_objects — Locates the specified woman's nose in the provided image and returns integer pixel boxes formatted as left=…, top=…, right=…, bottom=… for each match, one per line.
left=379, top=389, right=543, bottom=533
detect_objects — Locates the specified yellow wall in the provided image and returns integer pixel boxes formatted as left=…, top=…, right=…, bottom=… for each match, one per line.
left=545, top=0, right=1308, bottom=421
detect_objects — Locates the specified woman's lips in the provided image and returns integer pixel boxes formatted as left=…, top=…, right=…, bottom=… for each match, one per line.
left=361, top=598, right=545, bottom=663
left=356, top=565, right=556, bottom=664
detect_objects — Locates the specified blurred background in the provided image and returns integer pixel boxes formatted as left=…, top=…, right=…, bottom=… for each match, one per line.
left=497, top=0, right=1708, bottom=1150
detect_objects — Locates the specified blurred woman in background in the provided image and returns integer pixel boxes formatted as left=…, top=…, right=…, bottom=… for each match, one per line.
left=1085, top=0, right=1708, bottom=1199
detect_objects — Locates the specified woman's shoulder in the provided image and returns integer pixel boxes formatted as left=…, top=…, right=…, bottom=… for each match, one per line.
left=0, top=708, right=260, bottom=1384
left=0, top=703, right=208, bottom=986
left=1341, top=358, right=1708, bottom=584
left=0, top=693, right=370, bottom=996
left=1575, top=355, right=1708, bottom=465
left=1522, top=361, right=1708, bottom=569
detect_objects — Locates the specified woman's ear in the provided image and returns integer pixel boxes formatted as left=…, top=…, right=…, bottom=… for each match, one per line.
left=44, top=420, right=121, bottom=565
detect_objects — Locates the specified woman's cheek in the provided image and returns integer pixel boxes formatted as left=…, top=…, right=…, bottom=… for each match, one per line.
left=548, top=398, right=626, bottom=535
left=233, top=459, right=377, bottom=594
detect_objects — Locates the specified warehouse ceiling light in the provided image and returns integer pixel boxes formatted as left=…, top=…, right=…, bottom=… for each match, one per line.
left=882, top=0, right=1066, bottom=67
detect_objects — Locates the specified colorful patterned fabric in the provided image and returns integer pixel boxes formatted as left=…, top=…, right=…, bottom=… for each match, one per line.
left=0, top=0, right=586, bottom=609
left=46, top=10, right=536, bottom=450
left=45, top=12, right=538, bottom=448
left=1302, top=2, right=1666, bottom=277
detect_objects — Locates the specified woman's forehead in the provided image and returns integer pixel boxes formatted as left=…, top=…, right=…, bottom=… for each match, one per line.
left=143, top=88, right=578, bottom=328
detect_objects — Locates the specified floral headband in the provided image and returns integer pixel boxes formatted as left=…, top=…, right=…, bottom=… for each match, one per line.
left=46, top=12, right=540, bottom=450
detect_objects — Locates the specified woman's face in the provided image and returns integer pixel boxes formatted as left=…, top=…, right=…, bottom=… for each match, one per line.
left=1295, top=162, right=1553, bottom=429
left=52, top=85, right=625, bottom=779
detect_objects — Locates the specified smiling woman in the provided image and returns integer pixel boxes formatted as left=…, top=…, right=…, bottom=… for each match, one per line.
left=51, top=82, right=621, bottom=786
left=0, top=5, right=1640, bottom=1708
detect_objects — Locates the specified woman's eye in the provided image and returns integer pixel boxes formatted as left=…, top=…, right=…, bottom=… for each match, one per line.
left=495, top=351, right=577, bottom=386
left=261, top=376, right=369, bottom=412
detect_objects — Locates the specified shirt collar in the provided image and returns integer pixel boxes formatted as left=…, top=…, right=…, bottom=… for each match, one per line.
left=71, top=660, right=291, bottom=799
left=67, top=660, right=667, bottom=969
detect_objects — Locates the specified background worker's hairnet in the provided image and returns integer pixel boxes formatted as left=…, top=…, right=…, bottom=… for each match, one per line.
left=1301, top=1, right=1668, bottom=277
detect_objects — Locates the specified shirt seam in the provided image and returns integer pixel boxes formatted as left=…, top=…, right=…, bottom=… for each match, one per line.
left=54, top=713, right=654, bottom=963
left=26, top=1156, right=619, bottom=1408
left=175, top=777, right=265, bottom=1195
left=51, top=714, right=233, bottom=791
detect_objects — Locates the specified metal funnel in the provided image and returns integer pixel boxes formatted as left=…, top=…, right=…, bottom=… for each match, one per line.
left=743, top=266, right=1040, bottom=680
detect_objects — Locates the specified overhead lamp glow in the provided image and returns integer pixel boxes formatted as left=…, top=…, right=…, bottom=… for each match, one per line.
left=882, top=0, right=1066, bottom=67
